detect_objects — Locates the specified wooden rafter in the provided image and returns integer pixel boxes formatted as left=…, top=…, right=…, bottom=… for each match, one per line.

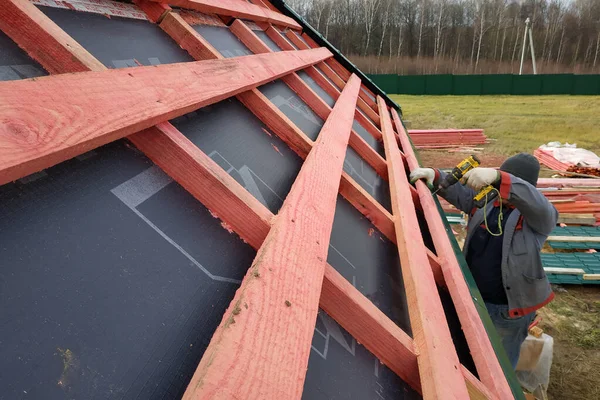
left=392, top=109, right=513, bottom=399
left=378, top=97, right=470, bottom=399
left=229, top=20, right=388, bottom=180
left=149, top=0, right=301, bottom=29
left=296, top=30, right=380, bottom=113
left=0, top=48, right=331, bottom=185
left=133, top=0, right=171, bottom=23
left=182, top=74, right=362, bottom=399
left=0, top=0, right=105, bottom=73
left=265, top=26, right=383, bottom=145
left=285, top=29, right=382, bottom=125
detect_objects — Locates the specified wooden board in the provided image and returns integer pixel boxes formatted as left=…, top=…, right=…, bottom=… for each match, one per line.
left=0, top=48, right=331, bottom=184
left=557, top=213, right=597, bottom=226
left=182, top=74, right=361, bottom=399
left=391, top=109, right=513, bottom=400
left=0, top=0, right=105, bottom=74
left=583, top=274, right=600, bottom=280
left=133, top=0, right=171, bottom=23
left=547, top=236, right=600, bottom=243
left=160, top=12, right=222, bottom=61
left=378, top=97, right=470, bottom=399
left=543, top=267, right=587, bottom=275
left=150, top=0, right=301, bottom=29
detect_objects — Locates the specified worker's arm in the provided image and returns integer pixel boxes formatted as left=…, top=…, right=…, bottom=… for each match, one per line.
left=495, top=171, right=558, bottom=235
left=409, top=168, right=477, bottom=213
left=462, top=168, right=558, bottom=235
left=435, top=169, right=478, bottom=213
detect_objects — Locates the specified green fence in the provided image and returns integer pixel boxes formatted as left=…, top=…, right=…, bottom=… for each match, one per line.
left=366, top=74, right=600, bottom=95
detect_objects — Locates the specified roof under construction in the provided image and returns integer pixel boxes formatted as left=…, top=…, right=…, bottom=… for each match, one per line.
left=0, top=1, right=523, bottom=399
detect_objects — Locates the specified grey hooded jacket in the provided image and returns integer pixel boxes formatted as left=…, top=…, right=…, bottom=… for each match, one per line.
left=436, top=170, right=558, bottom=317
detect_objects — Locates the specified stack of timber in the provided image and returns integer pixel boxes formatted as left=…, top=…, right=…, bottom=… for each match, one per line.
left=539, top=180, right=600, bottom=226
left=0, top=1, right=522, bottom=399
left=534, top=148, right=600, bottom=176
left=408, top=129, right=487, bottom=149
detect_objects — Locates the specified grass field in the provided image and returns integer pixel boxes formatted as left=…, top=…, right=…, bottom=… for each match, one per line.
left=393, top=94, right=600, bottom=400
left=390, top=95, right=600, bottom=156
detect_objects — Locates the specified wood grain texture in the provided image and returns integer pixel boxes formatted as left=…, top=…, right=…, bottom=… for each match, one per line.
left=251, top=0, right=279, bottom=12
left=237, top=89, right=314, bottom=157
left=271, top=33, right=382, bottom=148
left=160, top=12, right=221, bottom=60
left=150, top=0, right=301, bottom=29
left=0, top=48, right=331, bottom=185
left=355, top=108, right=383, bottom=141
left=182, top=74, right=362, bottom=400
left=228, top=21, right=391, bottom=188
left=230, top=19, right=270, bottom=54
left=391, top=108, right=511, bottom=399
left=378, top=97, right=469, bottom=399
left=285, top=30, right=382, bottom=126
left=462, top=366, right=496, bottom=400
left=0, top=0, right=105, bottom=74
left=130, top=123, right=272, bottom=249
left=133, top=0, right=172, bottom=23
left=348, top=128, right=388, bottom=179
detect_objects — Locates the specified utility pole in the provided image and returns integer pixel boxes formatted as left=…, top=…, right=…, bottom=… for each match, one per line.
left=519, top=17, right=537, bottom=75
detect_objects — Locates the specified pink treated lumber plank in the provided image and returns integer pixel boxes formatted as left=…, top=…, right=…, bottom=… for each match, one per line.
left=229, top=21, right=390, bottom=185
left=149, top=0, right=301, bottom=29
left=0, top=48, right=331, bottom=185
left=378, top=97, right=470, bottom=399
left=130, top=123, right=271, bottom=249
left=283, top=30, right=383, bottom=123
left=160, top=12, right=222, bottom=60
left=0, top=0, right=105, bottom=74
left=321, top=265, right=422, bottom=391
left=133, top=0, right=172, bottom=23
left=392, top=109, right=512, bottom=399
left=182, top=74, right=362, bottom=400
left=298, top=32, right=379, bottom=112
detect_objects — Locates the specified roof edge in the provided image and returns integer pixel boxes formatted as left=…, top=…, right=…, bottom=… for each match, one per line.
left=270, top=0, right=401, bottom=114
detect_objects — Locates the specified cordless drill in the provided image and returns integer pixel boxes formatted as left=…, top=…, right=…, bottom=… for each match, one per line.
left=432, top=155, right=498, bottom=208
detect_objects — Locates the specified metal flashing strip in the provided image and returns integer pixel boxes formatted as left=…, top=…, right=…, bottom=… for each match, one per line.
left=31, top=0, right=148, bottom=20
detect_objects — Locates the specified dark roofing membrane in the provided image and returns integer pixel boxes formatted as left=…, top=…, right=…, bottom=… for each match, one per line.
left=0, top=5, right=479, bottom=399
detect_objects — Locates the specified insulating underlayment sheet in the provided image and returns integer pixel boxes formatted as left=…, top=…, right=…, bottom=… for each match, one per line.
left=0, top=6, right=474, bottom=399
left=0, top=31, right=47, bottom=81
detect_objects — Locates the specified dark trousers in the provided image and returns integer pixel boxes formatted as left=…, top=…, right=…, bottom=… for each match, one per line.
left=485, top=302, right=535, bottom=369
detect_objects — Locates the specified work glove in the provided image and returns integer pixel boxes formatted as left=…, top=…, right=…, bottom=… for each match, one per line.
left=409, top=168, right=435, bottom=186
left=462, top=168, right=500, bottom=191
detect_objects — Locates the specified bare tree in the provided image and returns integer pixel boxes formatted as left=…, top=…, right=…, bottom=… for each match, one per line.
left=362, top=0, right=382, bottom=56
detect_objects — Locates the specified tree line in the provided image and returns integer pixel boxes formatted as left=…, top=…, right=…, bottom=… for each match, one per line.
left=287, top=0, right=600, bottom=74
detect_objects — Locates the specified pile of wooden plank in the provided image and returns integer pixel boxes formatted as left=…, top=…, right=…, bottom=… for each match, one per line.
left=408, top=129, right=487, bottom=149
left=533, top=148, right=571, bottom=171
left=534, top=148, right=600, bottom=176
left=539, top=179, right=600, bottom=225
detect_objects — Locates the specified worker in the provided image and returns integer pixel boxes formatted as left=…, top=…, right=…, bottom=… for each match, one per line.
left=410, top=153, right=558, bottom=368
